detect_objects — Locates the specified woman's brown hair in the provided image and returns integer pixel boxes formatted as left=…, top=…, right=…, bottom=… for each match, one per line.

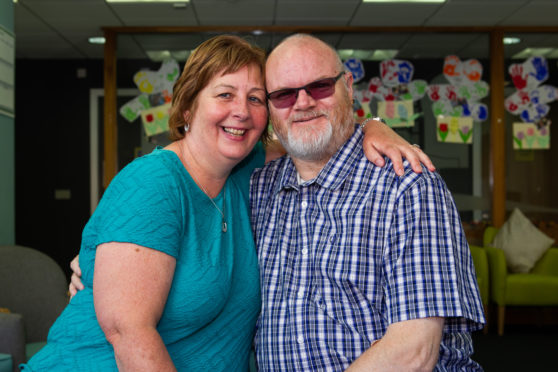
left=168, top=35, right=268, bottom=141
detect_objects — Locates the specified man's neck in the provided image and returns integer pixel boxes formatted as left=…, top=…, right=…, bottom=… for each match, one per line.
left=291, top=156, right=330, bottom=181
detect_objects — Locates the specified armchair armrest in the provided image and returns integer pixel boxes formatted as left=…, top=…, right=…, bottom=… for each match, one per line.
left=0, top=313, right=26, bottom=371
left=484, top=246, right=508, bottom=306
left=469, top=245, right=489, bottom=305
left=531, top=247, right=558, bottom=276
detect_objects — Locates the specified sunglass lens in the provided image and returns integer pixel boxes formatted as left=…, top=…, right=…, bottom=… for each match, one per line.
left=307, top=78, right=336, bottom=100
left=269, top=89, right=297, bottom=108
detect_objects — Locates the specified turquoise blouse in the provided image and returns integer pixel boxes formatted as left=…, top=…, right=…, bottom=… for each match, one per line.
left=22, top=144, right=264, bottom=371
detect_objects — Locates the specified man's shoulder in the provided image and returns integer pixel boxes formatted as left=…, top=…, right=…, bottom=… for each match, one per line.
left=250, top=154, right=290, bottom=193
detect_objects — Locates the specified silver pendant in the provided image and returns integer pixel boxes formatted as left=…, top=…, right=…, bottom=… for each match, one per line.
left=222, top=221, right=228, bottom=233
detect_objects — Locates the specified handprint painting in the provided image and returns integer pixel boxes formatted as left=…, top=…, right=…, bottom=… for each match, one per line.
left=350, top=58, right=426, bottom=127
left=426, top=55, right=489, bottom=144
left=119, top=60, right=180, bottom=136
left=506, top=56, right=554, bottom=150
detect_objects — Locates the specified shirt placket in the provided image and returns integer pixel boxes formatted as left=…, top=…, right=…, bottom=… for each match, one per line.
left=290, top=184, right=314, bottom=370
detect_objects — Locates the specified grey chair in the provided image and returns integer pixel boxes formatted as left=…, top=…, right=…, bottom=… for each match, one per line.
left=0, top=245, right=68, bottom=372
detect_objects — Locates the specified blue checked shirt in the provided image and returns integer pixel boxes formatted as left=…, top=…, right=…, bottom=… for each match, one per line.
left=250, top=126, right=485, bottom=371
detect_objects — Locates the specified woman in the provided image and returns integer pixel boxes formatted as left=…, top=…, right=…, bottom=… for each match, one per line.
left=25, top=35, right=432, bottom=371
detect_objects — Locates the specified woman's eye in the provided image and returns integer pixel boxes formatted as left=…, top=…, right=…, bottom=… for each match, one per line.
left=218, top=93, right=231, bottom=98
left=249, top=96, right=264, bottom=104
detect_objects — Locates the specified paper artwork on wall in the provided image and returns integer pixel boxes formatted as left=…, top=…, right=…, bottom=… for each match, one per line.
left=344, top=58, right=365, bottom=83
left=377, top=100, right=420, bottom=127
left=426, top=55, right=489, bottom=122
left=512, top=122, right=550, bottom=150
left=119, top=60, right=180, bottom=136
left=436, top=116, right=474, bottom=144
left=350, top=59, right=426, bottom=126
left=141, top=103, right=171, bottom=137
left=505, top=57, right=557, bottom=123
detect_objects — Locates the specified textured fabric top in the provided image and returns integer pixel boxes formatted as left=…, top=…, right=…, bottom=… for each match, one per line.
left=23, top=144, right=265, bottom=372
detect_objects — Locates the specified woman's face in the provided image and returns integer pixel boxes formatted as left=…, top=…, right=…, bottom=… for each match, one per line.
left=184, top=64, right=268, bottom=167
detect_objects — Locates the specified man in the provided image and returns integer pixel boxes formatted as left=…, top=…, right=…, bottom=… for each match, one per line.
left=250, top=34, right=485, bottom=371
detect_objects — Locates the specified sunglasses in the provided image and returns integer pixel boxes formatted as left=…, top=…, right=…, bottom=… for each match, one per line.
left=266, top=72, right=345, bottom=109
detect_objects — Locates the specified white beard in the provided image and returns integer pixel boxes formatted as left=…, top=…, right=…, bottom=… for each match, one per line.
left=282, top=116, right=334, bottom=161
left=274, top=104, right=354, bottom=162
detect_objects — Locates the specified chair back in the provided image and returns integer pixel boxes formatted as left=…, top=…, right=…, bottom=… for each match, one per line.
left=483, top=226, right=499, bottom=247
left=0, top=245, right=68, bottom=342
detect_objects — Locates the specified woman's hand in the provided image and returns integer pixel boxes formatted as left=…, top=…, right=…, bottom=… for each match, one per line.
left=68, top=255, right=84, bottom=298
left=362, top=119, right=435, bottom=176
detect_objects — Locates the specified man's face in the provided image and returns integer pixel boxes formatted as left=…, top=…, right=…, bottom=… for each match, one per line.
left=266, top=39, right=355, bottom=162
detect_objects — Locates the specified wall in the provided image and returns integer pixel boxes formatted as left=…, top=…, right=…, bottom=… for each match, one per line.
left=0, top=0, right=14, bottom=244
left=15, top=58, right=159, bottom=277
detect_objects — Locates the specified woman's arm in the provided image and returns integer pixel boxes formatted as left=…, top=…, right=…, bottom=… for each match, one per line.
left=362, top=119, right=435, bottom=176
left=94, top=242, right=177, bottom=372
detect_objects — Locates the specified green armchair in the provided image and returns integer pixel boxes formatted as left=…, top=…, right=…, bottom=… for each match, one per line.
left=468, top=245, right=489, bottom=332
left=483, top=227, right=558, bottom=335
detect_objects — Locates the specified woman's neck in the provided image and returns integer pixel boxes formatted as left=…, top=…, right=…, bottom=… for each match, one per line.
left=167, top=139, right=230, bottom=198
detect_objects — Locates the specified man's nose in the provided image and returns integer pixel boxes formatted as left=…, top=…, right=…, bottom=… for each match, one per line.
left=293, top=88, right=315, bottom=109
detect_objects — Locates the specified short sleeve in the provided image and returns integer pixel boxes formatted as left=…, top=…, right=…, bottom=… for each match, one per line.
left=86, top=154, right=184, bottom=258
left=383, top=171, right=484, bottom=332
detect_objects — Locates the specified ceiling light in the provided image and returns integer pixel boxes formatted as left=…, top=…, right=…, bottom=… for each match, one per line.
left=512, top=48, right=554, bottom=59
left=88, top=37, right=106, bottom=44
left=363, top=0, right=445, bottom=3
left=106, top=0, right=190, bottom=3
left=503, top=37, right=521, bottom=45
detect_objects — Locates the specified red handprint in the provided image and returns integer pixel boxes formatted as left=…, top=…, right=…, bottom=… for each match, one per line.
left=428, top=85, right=440, bottom=101
left=509, top=64, right=527, bottom=90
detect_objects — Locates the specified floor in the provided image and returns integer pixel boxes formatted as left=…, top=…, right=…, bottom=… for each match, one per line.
left=472, top=317, right=558, bottom=371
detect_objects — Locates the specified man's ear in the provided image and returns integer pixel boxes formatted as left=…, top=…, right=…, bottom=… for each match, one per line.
left=343, top=71, right=354, bottom=100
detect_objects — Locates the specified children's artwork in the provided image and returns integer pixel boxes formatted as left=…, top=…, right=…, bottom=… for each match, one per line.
left=426, top=55, right=489, bottom=122
left=505, top=57, right=557, bottom=123
left=377, top=100, right=421, bottom=127
left=344, top=58, right=365, bottom=83
left=353, top=91, right=372, bottom=120
left=351, top=59, right=426, bottom=127
left=119, top=60, right=180, bottom=131
left=436, top=116, right=474, bottom=144
left=505, top=57, right=554, bottom=150
left=140, top=103, right=171, bottom=137
left=513, top=122, right=551, bottom=150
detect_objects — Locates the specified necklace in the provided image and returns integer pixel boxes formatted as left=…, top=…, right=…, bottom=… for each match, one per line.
left=177, top=142, right=227, bottom=233
left=198, top=182, right=227, bottom=233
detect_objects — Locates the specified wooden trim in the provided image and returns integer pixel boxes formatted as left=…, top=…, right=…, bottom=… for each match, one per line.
left=101, top=25, right=558, bottom=34
left=490, top=30, right=506, bottom=227
left=103, top=30, right=118, bottom=188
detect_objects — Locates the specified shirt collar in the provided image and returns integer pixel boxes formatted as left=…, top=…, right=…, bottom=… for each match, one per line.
left=274, top=124, right=363, bottom=193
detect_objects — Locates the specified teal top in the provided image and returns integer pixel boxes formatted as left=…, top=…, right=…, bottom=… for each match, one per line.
left=22, top=144, right=265, bottom=371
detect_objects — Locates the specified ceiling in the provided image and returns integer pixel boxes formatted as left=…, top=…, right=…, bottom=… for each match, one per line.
left=13, top=0, right=558, bottom=60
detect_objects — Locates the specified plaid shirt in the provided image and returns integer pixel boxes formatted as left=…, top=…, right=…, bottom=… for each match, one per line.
left=250, top=126, right=485, bottom=371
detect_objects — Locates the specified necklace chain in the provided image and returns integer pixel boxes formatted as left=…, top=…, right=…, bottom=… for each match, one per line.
left=198, top=182, right=227, bottom=233
left=179, top=142, right=227, bottom=233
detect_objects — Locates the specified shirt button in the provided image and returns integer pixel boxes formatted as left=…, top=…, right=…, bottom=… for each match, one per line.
left=297, top=336, right=304, bottom=344
left=329, top=234, right=336, bottom=243
left=297, top=290, right=304, bottom=298
left=301, top=248, right=308, bottom=255
left=301, top=201, right=308, bottom=208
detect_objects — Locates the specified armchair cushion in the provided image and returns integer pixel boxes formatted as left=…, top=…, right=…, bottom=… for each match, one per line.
left=0, top=313, right=26, bottom=372
left=492, top=208, right=554, bottom=273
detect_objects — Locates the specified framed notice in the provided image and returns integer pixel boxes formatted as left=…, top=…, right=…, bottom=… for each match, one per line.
left=0, top=25, right=15, bottom=116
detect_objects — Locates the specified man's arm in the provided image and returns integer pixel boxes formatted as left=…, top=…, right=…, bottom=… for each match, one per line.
left=346, top=317, right=444, bottom=372
left=94, top=242, right=177, bottom=372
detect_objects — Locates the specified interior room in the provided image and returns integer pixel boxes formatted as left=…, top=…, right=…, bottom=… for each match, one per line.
left=1, top=0, right=558, bottom=371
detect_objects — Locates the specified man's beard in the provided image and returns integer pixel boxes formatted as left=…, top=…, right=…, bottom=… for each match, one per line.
left=272, top=99, right=354, bottom=162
